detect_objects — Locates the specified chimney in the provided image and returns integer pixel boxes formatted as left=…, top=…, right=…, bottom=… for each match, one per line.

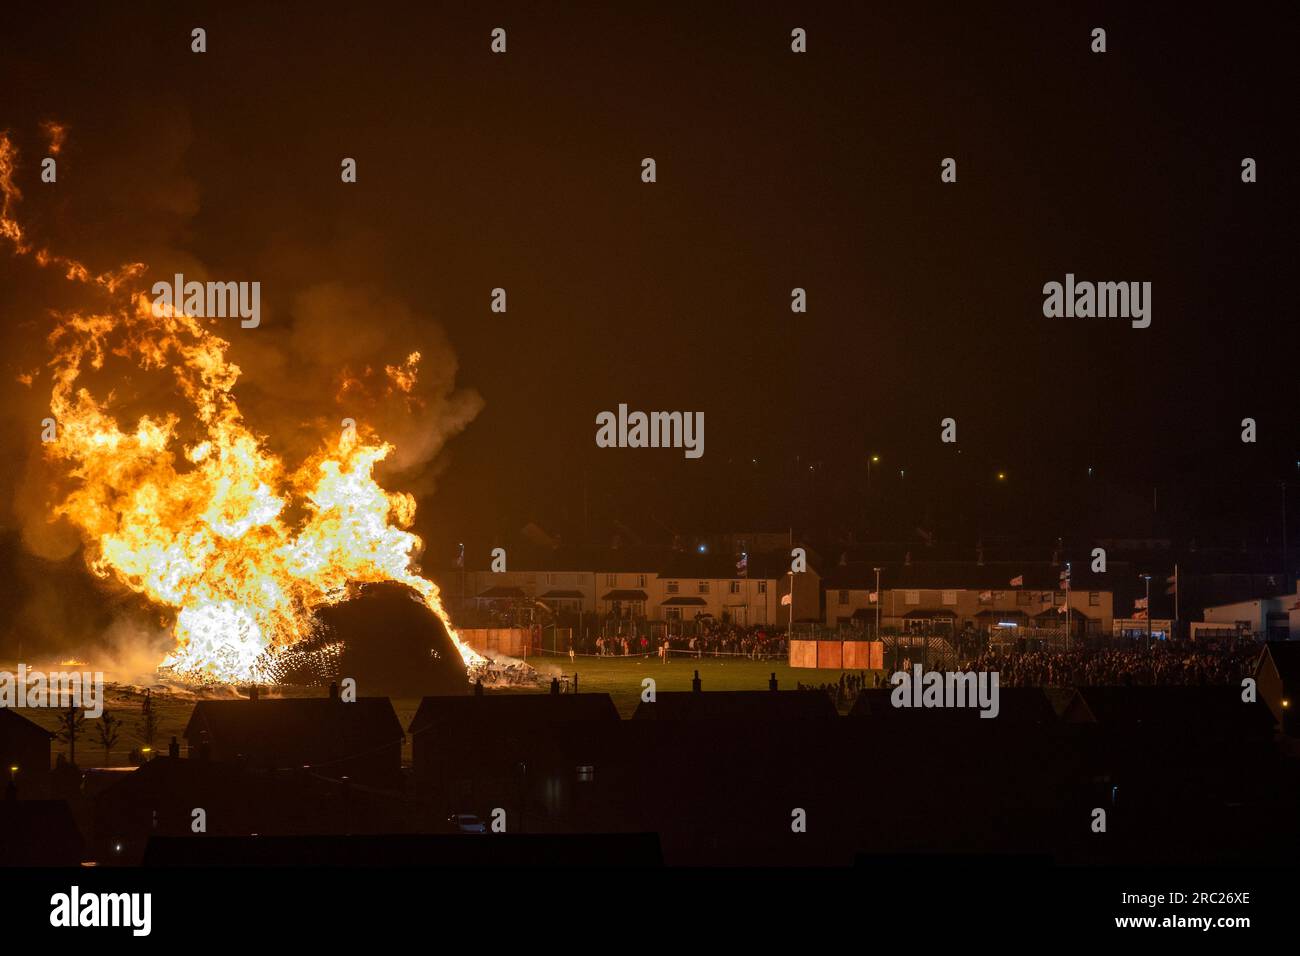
left=692, top=670, right=702, bottom=693
left=550, top=677, right=560, bottom=695
left=168, top=736, right=180, bottom=759
left=769, top=672, right=778, bottom=692
left=474, top=678, right=484, bottom=697
left=573, top=672, right=579, bottom=694
left=329, top=681, right=339, bottom=701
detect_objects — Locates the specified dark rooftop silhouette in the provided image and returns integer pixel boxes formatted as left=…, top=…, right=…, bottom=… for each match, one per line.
left=632, top=689, right=838, bottom=722
left=184, top=696, right=404, bottom=781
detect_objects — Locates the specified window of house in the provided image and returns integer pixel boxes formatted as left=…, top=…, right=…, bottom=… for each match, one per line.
left=1017, top=591, right=1032, bottom=605
left=729, top=581, right=741, bottom=594
left=905, top=590, right=920, bottom=605
left=698, top=581, right=710, bottom=594
left=758, top=580, right=767, bottom=594
left=838, top=590, right=849, bottom=605
left=942, top=590, right=958, bottom=606
left=636, top=574, right=646, bottom=588
left=666, top=580, right=679, bottom=594
left=606, top=573, right=617, bottom=587
left=1054, top=591, right=1066, bottom=604
left=1089, top=591, right=1101, bottom=606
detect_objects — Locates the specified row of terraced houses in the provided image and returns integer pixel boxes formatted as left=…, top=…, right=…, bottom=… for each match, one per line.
left=437, top=548, right=1129, bottom=637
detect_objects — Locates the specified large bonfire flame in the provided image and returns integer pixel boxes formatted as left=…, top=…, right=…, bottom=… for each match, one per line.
left=1, top=128, right=483, bottom=683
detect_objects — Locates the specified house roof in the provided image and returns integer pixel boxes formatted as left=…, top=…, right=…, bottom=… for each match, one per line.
left=1062, top=687, right=1275, bottom=735
left=183, top=697, right=404, bottom=770
left=632, top=690, right=838, bottom=722
left=441, top=546, right=813, bottom=581
left=409, top=693, right=620, bottom=736
left=0, top=799, right=83, bottom=865
left=849, top=687, right=1059, bottom=724
left=655, top=550, right=801, bottom=581
left=824, top=561, right=1111, bottom=592
left=1258, top=642, right=1300, bottom=685
left=0, top=707, right=55, bottom=743
left=142, top=832, right=663, bottom=866
left=477, top=585, right=527, bottom=599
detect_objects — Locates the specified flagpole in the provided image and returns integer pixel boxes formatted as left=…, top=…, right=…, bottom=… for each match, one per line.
left=1065, top=562, right=1071, bottom=651
left=787, top=571, right=794, bottom=635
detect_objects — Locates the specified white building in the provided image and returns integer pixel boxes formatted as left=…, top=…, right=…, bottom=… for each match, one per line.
left=1202, top=582, right=1300, bottom=640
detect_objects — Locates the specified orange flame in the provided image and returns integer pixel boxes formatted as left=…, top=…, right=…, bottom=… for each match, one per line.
left=1, top=129, right=481, bottom=683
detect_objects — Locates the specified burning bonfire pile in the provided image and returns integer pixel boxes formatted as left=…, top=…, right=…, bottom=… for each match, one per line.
left=467, top=657, right=541, bottom=688
left=0, top=127, right=532, bottom=689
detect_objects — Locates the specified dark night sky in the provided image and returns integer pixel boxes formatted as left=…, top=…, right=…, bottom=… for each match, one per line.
left=1, top=1, right=1296, bottom=568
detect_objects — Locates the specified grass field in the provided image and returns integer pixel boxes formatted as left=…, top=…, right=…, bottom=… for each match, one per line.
left=7, top=654, right=876, bottom=768
left=521, top=652, right=870, bottom=716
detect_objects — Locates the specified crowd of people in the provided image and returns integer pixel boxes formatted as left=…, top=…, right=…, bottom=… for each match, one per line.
left=960, top=641, right=1260, bottom=687
left=588, top=620, right=789, bottom=660
left=797, top=671, right=876, bottom=706
left=669, top=618, right=788, bottom=659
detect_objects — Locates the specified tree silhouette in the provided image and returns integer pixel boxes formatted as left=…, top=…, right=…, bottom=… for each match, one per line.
left=56, top=706, right=85, bottom=768
left=96, top=709, right=122, bottom=764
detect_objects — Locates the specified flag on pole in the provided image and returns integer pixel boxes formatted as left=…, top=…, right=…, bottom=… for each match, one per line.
left=736, top=553, right=748, bottom=578
left=869, top=591, right=879, bottom=603
left=1133, top=609, right=1148, bottom=620
left=1165, top=569, right=1177, bottom=596
left=780, top=593, right=792, bottom=606
left=1135, top=596, right=1149, bottom=609
left=1009, top=575, right=1024, bottom=587
left=455, top=543, right=464, bottom=569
